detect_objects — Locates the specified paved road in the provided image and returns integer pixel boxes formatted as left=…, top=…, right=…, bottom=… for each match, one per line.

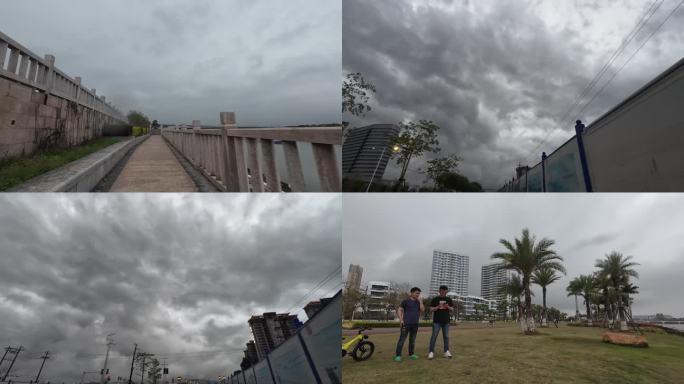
left=110, top=135, right=197, bottom=192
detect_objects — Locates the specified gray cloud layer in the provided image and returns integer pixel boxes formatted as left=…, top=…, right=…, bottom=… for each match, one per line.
left=343, top=193, right=684, bottom=318
left=0, top=194, right=341, bottom=381
left=1, top=0, right=341, bottom=126
left=343, top=0, right=684, bottom=188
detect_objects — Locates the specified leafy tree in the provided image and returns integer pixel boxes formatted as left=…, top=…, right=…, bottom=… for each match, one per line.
left=437, top=172, right=483, bottom=192
left=342, top=72, right=376, bottom=116
left=388, top=120, right=441, bottom=189
left=147, top=358, right=161, bottom=384
left=492, top=229, right=565, bottom=334
left=496, top=299, right=509, bottom=322
left=342, top=72, right=376, bottom=136
left=343, top=287, right=366, bottom=320
left=532, top=266, right=564, bottom=326
left=127, top=110, right=151, bottom=128
left=425, top=154, right=461, bottom=189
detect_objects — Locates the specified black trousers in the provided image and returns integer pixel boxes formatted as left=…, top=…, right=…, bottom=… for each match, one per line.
left=395, top=324, right=419, bottom=356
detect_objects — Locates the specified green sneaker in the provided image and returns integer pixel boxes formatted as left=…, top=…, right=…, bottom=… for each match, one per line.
left=394, top=356, right=402, bottom=362
left=410, top=354, right=419, bottom=360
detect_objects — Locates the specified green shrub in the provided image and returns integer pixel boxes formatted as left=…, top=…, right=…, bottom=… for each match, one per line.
left=349, top=320, right=457, bottom=329
left=132, top=126, right=149, bottom=137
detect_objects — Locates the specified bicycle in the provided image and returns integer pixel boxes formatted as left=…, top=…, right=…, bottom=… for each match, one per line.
left=342, top=327, right=375, bottom=361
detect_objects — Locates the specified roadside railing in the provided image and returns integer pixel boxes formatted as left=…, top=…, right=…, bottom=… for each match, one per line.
left=0, top=30, right=125, bottom=121
left=162, top=112, right=342, bottom=192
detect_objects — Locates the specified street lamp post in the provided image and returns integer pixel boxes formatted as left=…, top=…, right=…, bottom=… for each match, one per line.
left=366, top=145, right=400, bottom=192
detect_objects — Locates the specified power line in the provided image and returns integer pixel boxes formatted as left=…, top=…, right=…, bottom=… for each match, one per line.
left=575, top=0, right=684, bottom=118
left=518, top=0, right=666, bottom=164
left=285, top=265, right=342, bottom=313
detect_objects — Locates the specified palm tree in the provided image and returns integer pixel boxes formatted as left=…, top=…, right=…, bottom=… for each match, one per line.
left=532, top=266, right=564, bottom=326
left=566, top=278, right=582, bottom=320
left=497, top=274, right=527, bottom=322
left=595, top=252, right=639, bottom=331
left=573, top=274, right=596, bottom=326
left=492, top=229, right=565, bottom=334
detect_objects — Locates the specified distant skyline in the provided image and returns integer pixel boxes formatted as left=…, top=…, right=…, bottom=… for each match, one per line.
left=0, top=194, right=341, bottom=381
left=344, top=0, right=684, bottom=188
left=0, top=0, right=341, bottom=127
left=343, top=194, right=684, bottom=318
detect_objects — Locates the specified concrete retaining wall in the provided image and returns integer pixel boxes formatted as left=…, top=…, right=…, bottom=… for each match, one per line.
left=10, top=135, right=148, bottom=192
left=0, top=76, right=123, bottom=160
left=1, top=30, right=127, bottom=161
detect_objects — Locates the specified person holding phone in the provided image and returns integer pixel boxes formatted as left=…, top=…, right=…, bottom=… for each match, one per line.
left=394, top=287, right=425, bottom=362
left=428, top=285, right=453, bottom=359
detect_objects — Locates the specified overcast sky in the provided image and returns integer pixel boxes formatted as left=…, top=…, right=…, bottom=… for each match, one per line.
left=0, top=194, right=341, bottom=381
left=343, top=193, right=684, bottom=318
left=0, top=0, right=341, bottom=127
left=343, top=0, right=684, bottom=189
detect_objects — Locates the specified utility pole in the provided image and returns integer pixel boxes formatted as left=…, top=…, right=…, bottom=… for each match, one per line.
left=128, top=344, right=137, bottom=384
left=0, top=346, right=12, bottom=367
left=102, top=333, right=116, bottom=384
left=35, top=351, right=50, bottom=383
left=1, top=346, right=23, bottom=381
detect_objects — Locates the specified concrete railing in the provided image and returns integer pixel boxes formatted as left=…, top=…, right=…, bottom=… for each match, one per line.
left=162, top=112, right=342, bottom=192
left=0, top=30, right=126, bottom=122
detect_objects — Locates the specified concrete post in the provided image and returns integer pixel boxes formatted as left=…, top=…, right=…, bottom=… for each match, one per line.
left=192, top=120, right=200, bottom=166
left=214, top=136, right=223, bottom=181
left=0, top=41, right=8, bottom=70
left=43, top=55, right=55, bottom=94
left=220, top=125, right=236, bottom=191
left=18, top=54, right=29, bottom=78
left=312, top=143, right=341, bottom=192
left=7, top=48, right=20, bottom=74
left=246, top=138, right=264, bottom=192
left=283, top=141, right=306, bottom=192
left=260, top=139, right=282, bottom=192
left=74, top=77, right=82, bottom=104
left=219, top=112, right=248, bottom=191
left=29, top=59, right=39, bottom=84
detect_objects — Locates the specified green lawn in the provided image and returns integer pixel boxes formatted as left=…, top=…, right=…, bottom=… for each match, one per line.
left=0, top=137, right=122, bottom=191
left=342, top=323, right=684, bottom=384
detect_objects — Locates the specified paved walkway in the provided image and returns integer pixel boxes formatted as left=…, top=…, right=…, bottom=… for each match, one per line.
left=110, top=135, right=197, bottom=192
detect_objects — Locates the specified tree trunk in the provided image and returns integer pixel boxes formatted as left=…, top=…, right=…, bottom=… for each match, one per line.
left=542, top=287, right=548, bottom=327
left=585, top=297, right=592, bottom=327
left=523, top=275, right=536, bottom=334
left=618, top=294, right=628, bottom=331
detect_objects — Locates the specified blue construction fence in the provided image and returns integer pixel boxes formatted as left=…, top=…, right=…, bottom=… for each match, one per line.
left=229, top=291, right=341, bottom=384
left=499, top=121, right=592, bottom=192
left=500, top=57, right=684, bottom=192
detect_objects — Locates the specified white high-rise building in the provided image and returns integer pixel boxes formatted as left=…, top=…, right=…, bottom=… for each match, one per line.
left=481, top=263, right=513, bottom=301
left=429, top=250, right=469, bottom=296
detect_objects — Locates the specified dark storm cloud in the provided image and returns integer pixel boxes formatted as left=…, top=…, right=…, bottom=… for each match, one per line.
left=0, top=0, right=341, bottom=126
left=0, top=194, right=341, bottom=381
left=343, top=0, right=684, bottom=188
left=343, top=194, right=684, bottom=318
